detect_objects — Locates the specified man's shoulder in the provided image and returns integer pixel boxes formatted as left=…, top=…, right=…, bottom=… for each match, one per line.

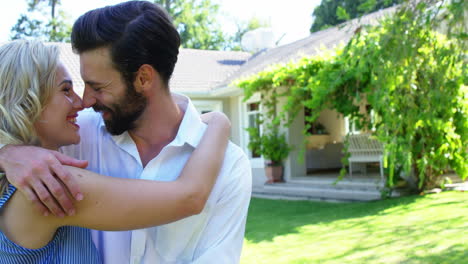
left=222, top=142, right=252, bottom=177
left=212, top=141, right=252, bottom=201
left=225, top=142, right=249, bottom=162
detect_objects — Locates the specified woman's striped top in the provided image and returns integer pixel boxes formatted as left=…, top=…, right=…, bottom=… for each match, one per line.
left=0, top=184, right=101, bottom=264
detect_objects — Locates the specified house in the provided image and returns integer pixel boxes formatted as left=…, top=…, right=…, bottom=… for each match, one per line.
left=56, top=6, right=397, bottom=201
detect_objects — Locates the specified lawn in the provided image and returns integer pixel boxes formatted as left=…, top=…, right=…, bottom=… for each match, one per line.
left=241, top=191, right=467, bottom=264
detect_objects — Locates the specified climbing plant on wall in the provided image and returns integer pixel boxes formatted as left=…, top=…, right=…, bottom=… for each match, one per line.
left=236, top=0, right=467, bottom=191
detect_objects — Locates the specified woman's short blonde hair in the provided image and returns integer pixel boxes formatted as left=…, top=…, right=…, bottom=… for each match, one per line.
left=0, top=40, right=60, bottom=195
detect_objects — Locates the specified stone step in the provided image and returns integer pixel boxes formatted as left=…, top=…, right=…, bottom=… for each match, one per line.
left=251, top=173, right=464, bottom=202
left=253, top=184, right=385, bottom=202
left=287, top=178, right=384, bottom=191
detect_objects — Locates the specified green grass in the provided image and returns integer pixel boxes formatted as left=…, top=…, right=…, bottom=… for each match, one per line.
left=241, top=191, right=467, bottom=264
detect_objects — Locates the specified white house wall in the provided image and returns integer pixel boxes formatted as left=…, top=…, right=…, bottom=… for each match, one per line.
left=228, top=96, right=241, bottom=146
left=286, top=105, right=307, bottom=181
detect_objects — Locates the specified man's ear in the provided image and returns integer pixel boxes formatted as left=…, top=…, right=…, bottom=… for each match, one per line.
left=134, top=64, right=157, bottom=93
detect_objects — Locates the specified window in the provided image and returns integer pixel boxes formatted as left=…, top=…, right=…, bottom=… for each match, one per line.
left=246, top=102, right=261, bottom=158
left=345, top=105, right=377, bottom=134
left=240, top=94, right=264, bottom=168
left=345, top=117, right=364, bottom=134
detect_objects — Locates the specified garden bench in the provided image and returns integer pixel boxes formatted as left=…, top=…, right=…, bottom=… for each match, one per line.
left=347, top=133, right=384, bottom=181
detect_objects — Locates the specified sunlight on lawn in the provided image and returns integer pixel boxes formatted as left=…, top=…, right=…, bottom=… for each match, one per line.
left=241, top=192, right=467, bottom=264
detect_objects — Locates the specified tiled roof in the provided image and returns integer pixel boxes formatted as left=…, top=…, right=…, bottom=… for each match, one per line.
left=170, top=49, right=250, bottom=95
left=217, top=6, right=397, bottom=90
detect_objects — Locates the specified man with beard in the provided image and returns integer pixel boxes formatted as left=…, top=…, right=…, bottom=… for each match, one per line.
left=0, top=1, right=252, bottom=263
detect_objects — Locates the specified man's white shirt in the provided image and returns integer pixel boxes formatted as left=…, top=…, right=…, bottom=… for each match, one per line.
left=60, top=94, right=252, bottom=264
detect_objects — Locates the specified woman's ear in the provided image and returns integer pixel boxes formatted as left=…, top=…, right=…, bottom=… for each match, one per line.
left=134, top=64, right=156, bottom=93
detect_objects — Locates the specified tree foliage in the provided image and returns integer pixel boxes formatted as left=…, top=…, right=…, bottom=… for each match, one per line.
left=154, top=0, right=227, bottom=50
left=10, top=0, right=71, bottom=42
left=155, top=0, right=266, bottom=50
left=237, top=0, right=467, bottom=191
left=310, top=0, right=401, bottom=33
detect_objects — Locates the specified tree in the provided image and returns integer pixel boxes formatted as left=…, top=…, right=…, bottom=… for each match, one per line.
left=154, top=0, right=266, bottom=51
left=10, top=15, right=43, bottom=39
left=154, top=0, right=227, bottom=50
left=310, top=0, right=401, bottom=33
left=10, top=0, right=71, bottom=42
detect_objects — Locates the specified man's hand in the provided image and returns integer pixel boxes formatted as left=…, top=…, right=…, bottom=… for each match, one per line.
left=0, top=145, right=88, bottom=217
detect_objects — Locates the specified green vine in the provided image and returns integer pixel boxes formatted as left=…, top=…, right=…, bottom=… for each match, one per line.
left=236, top=0, right=467, bottom=191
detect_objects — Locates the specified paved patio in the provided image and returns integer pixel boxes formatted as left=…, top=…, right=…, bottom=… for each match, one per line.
left=252, top=170, right=466, bottom=202
left=252, top=169, right=391, bottom=202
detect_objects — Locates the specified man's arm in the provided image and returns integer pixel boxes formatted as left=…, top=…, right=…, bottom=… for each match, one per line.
left=0, top=144, right=88, bottom=216
left=192, top=152, right=252, bottom=263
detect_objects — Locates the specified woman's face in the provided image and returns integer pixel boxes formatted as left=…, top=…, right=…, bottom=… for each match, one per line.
left=34, top=63, right=83, bottom=150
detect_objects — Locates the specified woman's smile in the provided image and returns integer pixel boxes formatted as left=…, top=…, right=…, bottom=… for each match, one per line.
left=66, top=114, right=80, bottom=129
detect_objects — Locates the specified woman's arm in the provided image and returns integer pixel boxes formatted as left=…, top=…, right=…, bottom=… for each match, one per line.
left=2, top=112, right=231, bottom=247
left=61, top=111, right=230, bottom=229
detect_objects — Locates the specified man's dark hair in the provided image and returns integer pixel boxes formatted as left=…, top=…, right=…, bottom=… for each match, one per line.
left=71, top=1, right=180, bottom=88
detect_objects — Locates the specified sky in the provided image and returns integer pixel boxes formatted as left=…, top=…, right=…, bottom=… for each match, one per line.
left=0, top=0, right=321, bottom=46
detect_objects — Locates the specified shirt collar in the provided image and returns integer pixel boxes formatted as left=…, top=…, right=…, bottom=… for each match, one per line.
left=170, top=93, right=206, bottom=149
left=100, top=93, right=206, bottom=149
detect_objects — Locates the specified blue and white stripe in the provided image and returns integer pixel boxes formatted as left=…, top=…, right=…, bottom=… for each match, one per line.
left=0, top=184, right=15, bottom=208
left=0, top=184, right=101, bottom=263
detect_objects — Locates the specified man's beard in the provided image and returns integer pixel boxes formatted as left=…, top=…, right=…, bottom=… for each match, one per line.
left=93, top=83, right=147, bottom=135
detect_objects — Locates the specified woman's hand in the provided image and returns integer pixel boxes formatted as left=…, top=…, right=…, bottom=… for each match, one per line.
left=0, top=145, right=87, bottom=217
left=200, top=111, right=231, bottom=136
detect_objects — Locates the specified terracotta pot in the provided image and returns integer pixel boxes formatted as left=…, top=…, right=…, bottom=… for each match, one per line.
left=265, top=164, right=284, bottom=184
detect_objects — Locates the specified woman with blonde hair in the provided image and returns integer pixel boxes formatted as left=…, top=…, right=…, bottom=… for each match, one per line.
left=0, top=40, right=229, bottom=263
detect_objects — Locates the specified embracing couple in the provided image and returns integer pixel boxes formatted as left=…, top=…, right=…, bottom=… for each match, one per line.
left=0, top=1, right=252, bottom=263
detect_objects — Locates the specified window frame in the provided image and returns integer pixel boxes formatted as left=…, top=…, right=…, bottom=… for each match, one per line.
left=239, top=94, right=264, bottom=168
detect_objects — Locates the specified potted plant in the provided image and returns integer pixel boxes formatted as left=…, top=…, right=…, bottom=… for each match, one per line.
left=247, top=127, right=291, bottom=183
